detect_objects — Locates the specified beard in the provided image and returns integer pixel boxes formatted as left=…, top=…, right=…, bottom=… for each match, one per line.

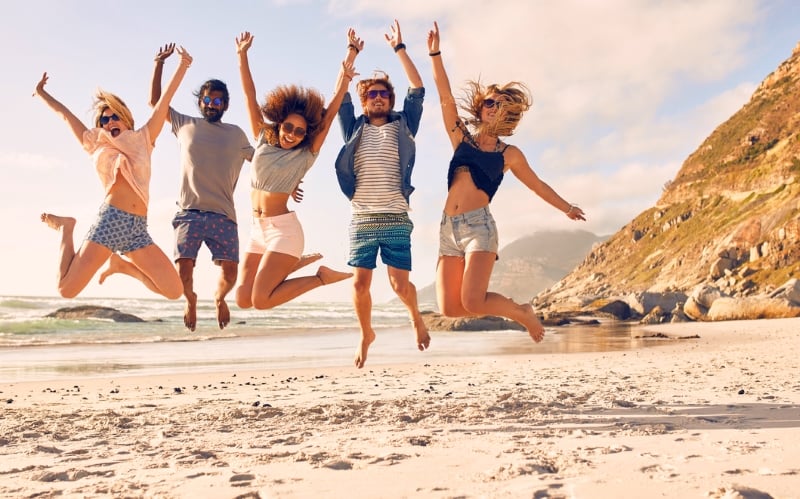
left=366, top=107, right=389, bottom=120
left=202, top=107, right=224, bottom=123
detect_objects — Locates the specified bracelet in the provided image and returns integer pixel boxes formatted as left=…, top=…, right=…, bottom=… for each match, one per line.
left=566, top=204, right=578, bottom=214
left=429, top=50, right=441, bottom=57
left=393, top=43, right=406, bottom=53
left=347, top=43, right=360, bottom=54
left=154, top=59, right=164, bottom=64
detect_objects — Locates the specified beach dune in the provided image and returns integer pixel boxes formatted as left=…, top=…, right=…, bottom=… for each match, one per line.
left=1, top=318, right=799, bottom=498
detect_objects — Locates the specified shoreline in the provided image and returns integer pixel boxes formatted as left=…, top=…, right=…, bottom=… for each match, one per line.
left=2, top=318, right=798, bottom=498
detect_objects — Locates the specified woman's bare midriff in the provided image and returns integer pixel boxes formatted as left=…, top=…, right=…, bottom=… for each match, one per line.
left=444, top=171, right=490, bottom=216
left=251, top=190, right=291, bottom=218
left=107, top=178, right=147, bottom=216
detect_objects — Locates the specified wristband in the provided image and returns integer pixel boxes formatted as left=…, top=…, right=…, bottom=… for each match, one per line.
left=393, top=43, right=406, bottom=53
left=347, top=43, right=360, bottom=54
left=429, top=50, right=441, bottom=57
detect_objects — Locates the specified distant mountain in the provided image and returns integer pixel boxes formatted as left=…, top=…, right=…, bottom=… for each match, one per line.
left=415, top=230, right=606, bottom=306
left=536, top=41, right=800, bottom=311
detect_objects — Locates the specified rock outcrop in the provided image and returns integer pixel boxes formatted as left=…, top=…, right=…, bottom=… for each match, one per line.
left=45, top=305, right=144, bottom=323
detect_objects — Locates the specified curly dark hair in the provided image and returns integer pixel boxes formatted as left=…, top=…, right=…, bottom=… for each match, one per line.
left=260, top=84, right=325, bottom=147
left=459, top=80, right=532, bottom=137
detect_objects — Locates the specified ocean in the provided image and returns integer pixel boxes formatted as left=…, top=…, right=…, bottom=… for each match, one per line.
left=0, top=295, right=659, bottom=382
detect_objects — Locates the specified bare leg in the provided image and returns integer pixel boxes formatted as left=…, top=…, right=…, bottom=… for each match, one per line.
left=176, top=258, right=197, bottom=332
left=460, top=252, right=545, bottom=343
left=215, top=260, right=238, bottom=330
left=292, top=253, right=322, bottom=273
left=251, top=252, right=352, bottom=310
left=388, top=266, right=431, bottom=352
left=352, top=267, right=376, bottom=369
left=41, top=213, right=109, bottom=298
left=235, top=253, right=262, bottom=309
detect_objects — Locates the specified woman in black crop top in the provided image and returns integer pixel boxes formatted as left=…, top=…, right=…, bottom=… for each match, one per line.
left=428, top=22, right=586, bottom=342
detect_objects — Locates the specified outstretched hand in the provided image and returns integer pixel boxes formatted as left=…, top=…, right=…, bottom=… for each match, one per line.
left=175, top=46, right=193, bottom=67
left=347, top=28, right=364, bottom=53
left=33, top=72, right=49, bottom=97
left=342, top=60, right=359, bottom=82
left=427, top=21, right=440, bottom=53
left=384, top=19, right=403, bottom=50
left=155, top=43, right=175, bottom=62
left=236, top=31, right=254, bottom=54
left=567, top=205, right=586, bottom=221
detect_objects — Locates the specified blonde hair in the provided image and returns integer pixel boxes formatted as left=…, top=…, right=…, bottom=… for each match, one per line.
left=92, top=90, right=134, bottom=130
left=459, top=80, right=532, bottom=137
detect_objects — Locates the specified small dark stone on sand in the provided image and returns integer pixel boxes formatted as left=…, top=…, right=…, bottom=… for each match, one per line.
left=738, top=389, right=745, bottom=395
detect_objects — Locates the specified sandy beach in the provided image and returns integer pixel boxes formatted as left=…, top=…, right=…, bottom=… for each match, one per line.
left=1, top=318, right=799, bottom=498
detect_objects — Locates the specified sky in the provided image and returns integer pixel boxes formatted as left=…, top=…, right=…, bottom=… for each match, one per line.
left=2, top=0, right=799, bottom=304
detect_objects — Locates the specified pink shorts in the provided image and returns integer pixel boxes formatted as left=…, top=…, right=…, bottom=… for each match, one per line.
left=244, top=211, right=304, bottom=258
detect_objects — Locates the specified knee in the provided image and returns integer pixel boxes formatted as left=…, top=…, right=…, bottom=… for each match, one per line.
left=235, top=288, right=252, bottom=309
left=352, top=278, right=371, bottom=297
left=252, top=296, right=274, bottom=310
left=390, top=279, right=412, bottom=298
left=460, top=294, right=485, bottom=315
left=57, top=286, right=79, bottom=300
left=221, top=265, right=238, bottom=286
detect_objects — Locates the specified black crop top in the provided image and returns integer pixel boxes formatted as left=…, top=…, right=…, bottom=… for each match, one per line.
left=447, top=137, right=508, bottom=201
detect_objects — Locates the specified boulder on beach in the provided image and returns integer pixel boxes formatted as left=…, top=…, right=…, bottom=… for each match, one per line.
left=45, top=305, right=145, bottom=323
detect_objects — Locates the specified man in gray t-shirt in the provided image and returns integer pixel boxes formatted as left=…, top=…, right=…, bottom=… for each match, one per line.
left=151, top=44, right=254, bottom=332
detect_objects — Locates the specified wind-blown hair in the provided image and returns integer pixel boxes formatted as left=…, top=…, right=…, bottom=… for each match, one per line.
left=356, top=70, right=396, bottom=111
left=459, top=80, right=532, bottom=137
left=260, top=84, right=325, bottom=148
left=93, top=90, right=134, bottom=130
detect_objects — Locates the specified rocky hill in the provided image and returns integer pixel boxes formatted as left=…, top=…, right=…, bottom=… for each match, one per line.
left=535, top=42, right=800, bottom=319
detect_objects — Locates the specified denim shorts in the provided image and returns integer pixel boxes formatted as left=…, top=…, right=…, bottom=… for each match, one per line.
left=172, top=209, right=239, bottom=263
left=86, top=203, right=154, bottom=254
left=244, top=211, right=304, bottom=258
left=439, top=206, right=499, bottom=257
left=348, top=212, right=413, bottom=270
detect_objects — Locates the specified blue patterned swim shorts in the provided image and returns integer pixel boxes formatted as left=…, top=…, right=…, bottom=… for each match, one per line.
left=348, top=212, right=413, bottom=270
left=85, top=203, right=154, bottom=254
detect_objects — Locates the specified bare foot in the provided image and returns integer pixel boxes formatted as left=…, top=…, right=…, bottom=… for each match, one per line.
left=184, top=292, right=198, bottom=332
left=40, top=213, right=76, bottom=232
left=317, top=266, right=353, bottom=285
left=354, top=330, right=376, bottom=369
left=412, top=318, right=431, bottom=352
left=520, top=303, right=545, bottom=342
left=292, top=253, right=323, bottom=273
left=98, top=253, right=125, bottom=285
left=216, top=298, right=230, bottom=330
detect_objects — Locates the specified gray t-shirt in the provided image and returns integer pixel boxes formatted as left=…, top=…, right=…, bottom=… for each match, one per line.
left=170, top=108, right=254, bottom=222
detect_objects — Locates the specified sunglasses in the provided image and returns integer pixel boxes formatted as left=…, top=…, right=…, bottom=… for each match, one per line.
left=367, top=89, right=391, bottom=100
left=99, top=114, right=120, bottom=126
left=202, top=96, right=224, bottom=107
left=482, top=98, right=501, bottom=109
left=281, top=121, right=306, bottom=138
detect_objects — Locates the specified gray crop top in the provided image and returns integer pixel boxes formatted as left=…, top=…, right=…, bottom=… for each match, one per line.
left=251, top=131, right=318, bottom=193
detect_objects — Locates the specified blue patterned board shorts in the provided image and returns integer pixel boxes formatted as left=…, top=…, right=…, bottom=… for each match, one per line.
left=439, top=206, right=499, bottom=257
left=348, top=212, right=413, bottom=271
left=172, top=209, right=239, bottom=263
left=85, top=203, right=154, bottom=254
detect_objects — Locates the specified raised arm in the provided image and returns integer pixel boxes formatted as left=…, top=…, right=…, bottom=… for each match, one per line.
left=149, top=43, right=175, bottom=110
left=505, top=146, right=586, bottom=221
left=386, top=19, right=422, bottom=89
left=309, top=29, right=361, bottom=153
left=33, top=72, right=88, bottom=144
left=236, top=31, right=265, bottom=140
left=427, top=21, right=461, bottom=149
left=145, top=47, right=192, bottom=143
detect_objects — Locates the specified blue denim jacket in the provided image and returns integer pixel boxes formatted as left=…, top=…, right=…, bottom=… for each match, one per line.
left=334, top=87, right=425, bottom=203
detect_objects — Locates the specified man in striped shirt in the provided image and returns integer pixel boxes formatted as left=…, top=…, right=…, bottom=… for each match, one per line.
left=335, top=21, right=430, bottom=368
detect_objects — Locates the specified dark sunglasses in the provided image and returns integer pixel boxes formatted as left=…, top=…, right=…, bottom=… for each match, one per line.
left=367, top=89, right=391, bottom=100
left=281, top=121, right=306, bottom=138
left=482, top=98, right=500, bottom=109
left=99, top=114, right=120, bottom=126
left=202, top=96, right=224, bottom=107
